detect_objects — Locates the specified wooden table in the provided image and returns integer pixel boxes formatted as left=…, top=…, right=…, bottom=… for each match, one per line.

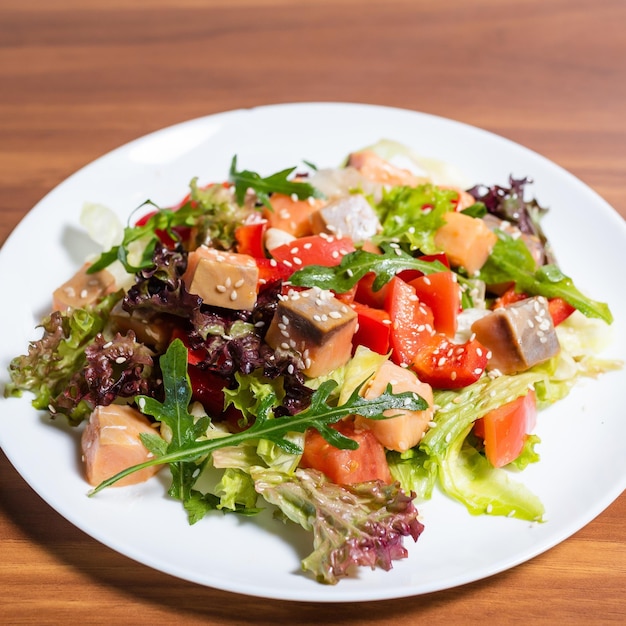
left=1, top=1, right=624, bottom=623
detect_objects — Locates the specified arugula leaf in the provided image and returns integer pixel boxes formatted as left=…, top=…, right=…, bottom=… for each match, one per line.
left=229, top=155, right=323, bottom=210
left=89, top=339, right=428, bottom=495
left=480, top=233, right=613, bottom=323
left=289, top=244, right=448, bottom=294
left=133, top=338, right=211, bottom=503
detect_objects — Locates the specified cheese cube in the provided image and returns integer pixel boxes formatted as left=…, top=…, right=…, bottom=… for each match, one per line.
left=52, top=263, right=117, bottom=311
left=310, top=194, right=382, bottom=243
left=182, top=246, right=259, bottom=310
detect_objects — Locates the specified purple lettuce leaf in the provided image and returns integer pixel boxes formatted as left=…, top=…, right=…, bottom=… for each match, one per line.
left=252, top=467, right=424, bottom=584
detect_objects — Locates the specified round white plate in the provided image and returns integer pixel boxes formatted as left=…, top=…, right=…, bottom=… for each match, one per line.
left=0, top=103, right=624, bottom=603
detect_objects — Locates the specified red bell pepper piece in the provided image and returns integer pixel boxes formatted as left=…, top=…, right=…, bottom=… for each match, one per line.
left=411, top=334, right=488, bottom=390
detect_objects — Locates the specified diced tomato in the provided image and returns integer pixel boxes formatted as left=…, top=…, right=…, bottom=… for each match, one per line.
left=473, top=390, right=537, bottom=467
left=170, top=327, right=206, bottom=365
left=493, top=287, right=527, bottom=309
left=397, top=253, right=450, bottom=285
left=355, top=272, right=390, bottom=309
left=409, top=271, right=461, bottom=338
left=494, top=287, right=575, bottom=326
left=254, top=257, right=293, bottom=286
left=300, top=420, right=392, bottom=485
left=270, top=235, right=355, bottom=270
left=547, top=297, right=576, bottom=326
left=411, top=335, right=488, bottom=389
left=351, top=302, right=392, bottom=355
left=384, top=276, right=435, bottom=366
left=234, top=220, right=268, bottom=258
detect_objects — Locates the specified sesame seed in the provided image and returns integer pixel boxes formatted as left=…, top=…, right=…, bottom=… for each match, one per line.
left=290, top=246, right=299, bottom=254
left=280, top=342, right=290, bottom=350
left=80, top=289, right=88, bottom=299
left=115, top=356, right=126, bottom=364
left=224, top=277, right=232, bottom=288
left=303, top=242, right=313, bottom=250
left=216, top=284, right=227, bottom=293
left=293, top=257, right=302, bottom=265
left=329, top=311, right=342, bottom=319
left=234, top=278, right=245, bottom=288
left=230, top=291, right=238, bottom=301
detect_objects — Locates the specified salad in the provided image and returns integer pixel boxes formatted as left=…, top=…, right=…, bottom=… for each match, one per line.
left=4, top=144, right=618, bottom=585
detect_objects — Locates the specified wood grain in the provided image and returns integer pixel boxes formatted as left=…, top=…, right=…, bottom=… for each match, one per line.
left=1, top=1, right=624, bottom=623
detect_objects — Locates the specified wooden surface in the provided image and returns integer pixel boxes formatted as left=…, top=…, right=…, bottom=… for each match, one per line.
left=1, top=0, right=624, bottom=623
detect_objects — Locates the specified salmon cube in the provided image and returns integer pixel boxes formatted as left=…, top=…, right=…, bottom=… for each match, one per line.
left=265, top=287, right=358, bottom=378
left=355, top=360, right=434, bottom=452
left=182, top=246, right=259, bottom=310
left=81, top=405, right=162, bottom=487
left=434, top=211, right=497, bottom=275
left=262, top=193, right=325, bottom=237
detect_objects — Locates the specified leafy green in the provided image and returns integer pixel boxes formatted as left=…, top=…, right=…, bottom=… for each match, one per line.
left=88, top=180, right=252, bottom=274
left=289, top=244, right=448, bottom=294
left=229, top=155, right=323, bottom=210
left=372, top=184, right=458, bottom=252
left=479, top=233, right=613, bottom=323
left=252, top=467, right=424, bottom=584
left=392, top=371, right=548, bottom=519
left=438, top=428, right=545, bottom=521
left=5, top=293, right=121, bottom=425
left=89, top=339, right=428, bottom=498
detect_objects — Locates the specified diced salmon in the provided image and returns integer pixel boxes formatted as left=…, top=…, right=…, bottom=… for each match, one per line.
left=355, top=360, right=434, bottom=452
left=262, top=193, right=325, bottom=237
left=81, top=405, right=162, bottom=487
left=434, top=211, right=498, bottom=275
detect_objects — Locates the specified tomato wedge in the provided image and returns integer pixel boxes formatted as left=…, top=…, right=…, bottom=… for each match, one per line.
left=384, top=276, right=435, bottom=367
left=270, top=235, right=355, bottom=270
left=351, top=302, right=392, bottom=355
left=473, top=390, right=537, bottom=467
left=300, top=420, right=392, bottom=485
left=235, top=220, right=267, bottom=258
left=411, top=335, right=488, bottom=389
left=409, top=271, right=460, bottom=338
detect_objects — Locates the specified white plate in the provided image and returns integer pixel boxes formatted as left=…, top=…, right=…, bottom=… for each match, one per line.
left=0, top=103, right=624, bottom=603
